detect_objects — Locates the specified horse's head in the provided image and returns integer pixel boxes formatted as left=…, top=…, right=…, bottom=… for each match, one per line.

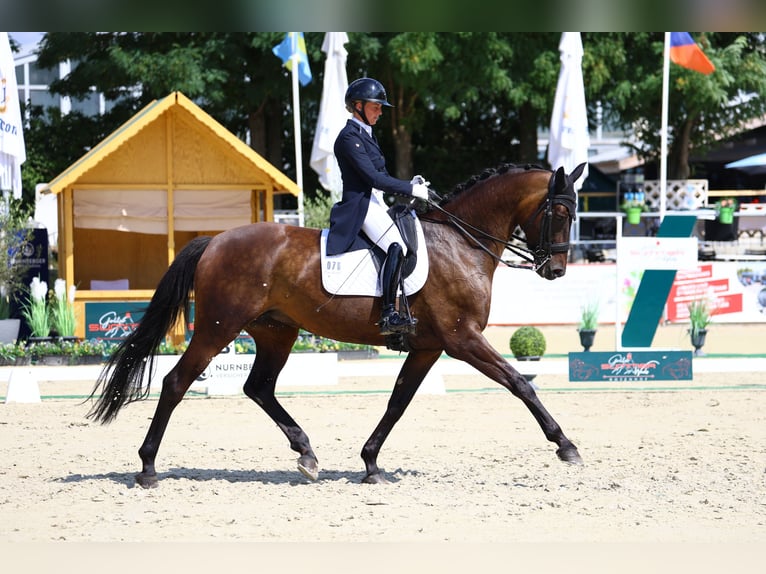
left=522, top=163, right=585, bottom=280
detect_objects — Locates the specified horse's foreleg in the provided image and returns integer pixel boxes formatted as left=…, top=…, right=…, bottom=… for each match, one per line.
left=449, top=335, right=582, bottom=465
left=243, top=328, right=319, bottom=480
left=136, top=348, right=212, bottom=488
left=361, top=350, right=442, bottom=484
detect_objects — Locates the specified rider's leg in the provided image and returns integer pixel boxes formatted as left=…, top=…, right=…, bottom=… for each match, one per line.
left=361, top=194, right=416, bottom=335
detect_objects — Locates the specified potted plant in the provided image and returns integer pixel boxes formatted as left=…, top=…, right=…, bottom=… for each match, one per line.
left=20, top=276, right=52, bottom=341
left=715, top=198, right=737, bottom=224
left=687, top=299, right=712, bottom=356
left=577, top=300, right=600, bottom=352
left=0, top=198, right=33, bottom=343
left=50, top=278, right=77, bottom=339
left=0, top=342, right=24, bottom=366
left=71, top=339, right=108, bottom=365
left=621, top=191, right=648, bottom=225
left=509, top=326, right=546, bottom=383
left=28, top=339, right=68, bottom=366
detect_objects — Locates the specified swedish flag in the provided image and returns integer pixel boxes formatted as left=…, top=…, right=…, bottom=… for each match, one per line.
left=273, top=32, right=313, bottom=86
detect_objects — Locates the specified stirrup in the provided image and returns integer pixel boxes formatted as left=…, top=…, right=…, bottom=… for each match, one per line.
left=378, top=311, right=417, bottom=336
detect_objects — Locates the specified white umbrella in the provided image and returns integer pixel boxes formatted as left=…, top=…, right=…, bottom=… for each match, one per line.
left=547, top=32, right=589, bottom=191
left=725, top=152, right=766, bottom=174
left=309, top=32, right=350, bottom=202
left=0, top=32, right=26, bottom=200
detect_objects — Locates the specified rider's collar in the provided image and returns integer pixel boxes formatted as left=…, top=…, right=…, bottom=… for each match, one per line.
left=351, top=117, right=373, bottom=138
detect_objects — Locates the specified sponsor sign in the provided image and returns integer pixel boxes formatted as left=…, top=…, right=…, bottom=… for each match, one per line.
left=84, top=301, right=146, bottom=341
left=568, top=350, right=693, bottom=382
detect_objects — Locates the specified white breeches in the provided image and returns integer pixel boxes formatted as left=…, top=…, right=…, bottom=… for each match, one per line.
left=361, top=189, right=407, bottom=255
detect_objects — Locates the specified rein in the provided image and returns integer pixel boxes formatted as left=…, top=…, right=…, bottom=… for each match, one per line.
left=422, top=171, right=575, bottom=272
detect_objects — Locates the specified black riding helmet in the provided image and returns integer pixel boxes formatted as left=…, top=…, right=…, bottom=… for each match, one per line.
left=345, top=77, right=393, bottom=125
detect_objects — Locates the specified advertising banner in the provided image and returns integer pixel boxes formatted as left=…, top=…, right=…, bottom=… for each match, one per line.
left=84, top=302, right=146, bottom=341
left=568, top=350, right=693, bottom=382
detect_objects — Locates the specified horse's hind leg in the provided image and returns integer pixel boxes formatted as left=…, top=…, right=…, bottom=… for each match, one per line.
left=242, top=324, right=320, bottom=480
left=135, top=339, right=219, bottom=488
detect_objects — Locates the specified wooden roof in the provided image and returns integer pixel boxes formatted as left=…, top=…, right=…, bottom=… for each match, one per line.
left=42, top=91, right=299, bottom=196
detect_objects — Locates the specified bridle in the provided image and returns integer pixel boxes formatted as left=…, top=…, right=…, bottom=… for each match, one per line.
left=424, top=170, right=577, bottom=272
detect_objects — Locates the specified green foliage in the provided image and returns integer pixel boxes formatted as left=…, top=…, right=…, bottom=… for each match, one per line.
left=509, top=326, right=547, bottom=358
left=0, top=342, right=27, bottom=364
left=22, top=32, right=766, bottom=212
left=578, top=301, right=600, bottom=331
left=687, top=299, right=712, bottom=337
left=303, top=189, right=334, bottom=229
left=21, top=277, right=51, bottom=338
left=50, top=279, right=76, bottom=337
left=0, top=199, right=33, bottom=318
left=157, top=339, right=188, bottom=355
left=28, top=340, right=65, bottom=358
left=292, top=331, right=376, bottom=353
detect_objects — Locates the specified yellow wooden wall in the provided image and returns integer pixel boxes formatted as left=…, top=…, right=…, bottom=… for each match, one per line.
left=73, top=228, right=215, bottom=290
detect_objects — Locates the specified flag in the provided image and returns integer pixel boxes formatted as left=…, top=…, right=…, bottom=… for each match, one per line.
left=0, top=32, right=26, bottom=199
left=273, top=32, right=312, bottom=86
left=548, top=32, right=589, bottom=191
left=669, top=32, right=715, bottom=75
left=310, top=33, right=349, bottom=199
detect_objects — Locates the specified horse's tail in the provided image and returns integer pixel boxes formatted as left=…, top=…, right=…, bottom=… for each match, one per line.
left=86, top=235, right=213, bottom=424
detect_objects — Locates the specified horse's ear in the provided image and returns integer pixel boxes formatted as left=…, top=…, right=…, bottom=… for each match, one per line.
left=554, top=166, right=566, bottom=189
left=569, top=162, right=587, bottom=183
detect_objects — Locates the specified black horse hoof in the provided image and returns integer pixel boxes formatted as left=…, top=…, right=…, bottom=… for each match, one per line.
left=297, top=455, right=319, bottom=481
left=135, top=472, right=159, bottom=489
left=556, top=446, right=584, bottom=465
left=362, top=472, right=391, bottom=485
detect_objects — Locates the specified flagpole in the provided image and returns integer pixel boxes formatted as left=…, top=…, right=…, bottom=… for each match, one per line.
left=659, top=32, right=670, bottom=221
left=290, top=33, right=305, bottom=227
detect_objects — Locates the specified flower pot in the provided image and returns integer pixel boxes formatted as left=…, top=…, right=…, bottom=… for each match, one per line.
left=515, top=356, right=540, bottom=383
left=690, top=328, right=707, bottom=356
left=717, top=207, right=734, bottom=225
left=626, top=206, right=642, bottom=225
left=0, top=318, right=21, bottom=344
left=578, top=328, right=597, bottom=352
left=38, top=354, right=69, bottom=366
left=76, top=355, right=104, bottom=365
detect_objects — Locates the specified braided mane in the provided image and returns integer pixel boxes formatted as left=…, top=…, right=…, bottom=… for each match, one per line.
left=419, top=163, right=546, bottom=215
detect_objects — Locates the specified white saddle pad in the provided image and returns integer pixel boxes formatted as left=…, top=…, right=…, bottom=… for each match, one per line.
left=320, top=224, right=429, bottom=297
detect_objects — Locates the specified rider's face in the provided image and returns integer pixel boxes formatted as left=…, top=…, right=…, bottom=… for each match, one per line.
left=356, top=101, right=383, bottom=125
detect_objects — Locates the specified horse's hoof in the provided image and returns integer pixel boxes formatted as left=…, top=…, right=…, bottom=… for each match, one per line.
left=135, top=472, right=159, bottom=489
left=362, top=472, right=390, bottom=485
left=297, top=455, right=319, bottom=481
left=556, top=446, right=584, bottom=465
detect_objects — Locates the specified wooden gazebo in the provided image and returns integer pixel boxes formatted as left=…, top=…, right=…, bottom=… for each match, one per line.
left=39, top=91, right=299, bottom=339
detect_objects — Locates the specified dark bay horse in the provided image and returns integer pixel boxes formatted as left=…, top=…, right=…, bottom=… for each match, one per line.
left=88, top=162, right=586, bottom=488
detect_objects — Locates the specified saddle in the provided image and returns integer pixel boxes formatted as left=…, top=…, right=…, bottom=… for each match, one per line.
left=320, top=204, right=429, bottom=297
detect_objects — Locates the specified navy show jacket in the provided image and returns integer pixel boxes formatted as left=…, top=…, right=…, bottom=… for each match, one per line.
left=325, top=119, right=415, bottom=256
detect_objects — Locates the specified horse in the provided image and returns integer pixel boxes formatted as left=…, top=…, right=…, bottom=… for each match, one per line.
left=87, top=162, right=586, bottom=488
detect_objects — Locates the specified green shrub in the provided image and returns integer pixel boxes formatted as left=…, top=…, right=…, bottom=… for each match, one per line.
left=509, top=326, right=547, bottom=358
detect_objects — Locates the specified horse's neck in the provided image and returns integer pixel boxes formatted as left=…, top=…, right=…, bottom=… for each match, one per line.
left=449, top=174, right=545, bottom=241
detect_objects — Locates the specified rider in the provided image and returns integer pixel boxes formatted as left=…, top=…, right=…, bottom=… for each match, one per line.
left=326, top=77, right=430, bottom=336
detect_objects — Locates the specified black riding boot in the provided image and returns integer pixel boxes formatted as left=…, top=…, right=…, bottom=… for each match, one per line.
left=378, top=243, right=417, bottom=336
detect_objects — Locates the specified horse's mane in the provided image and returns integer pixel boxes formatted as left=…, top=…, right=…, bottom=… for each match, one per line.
left=419, top=163, right=547, bottom=214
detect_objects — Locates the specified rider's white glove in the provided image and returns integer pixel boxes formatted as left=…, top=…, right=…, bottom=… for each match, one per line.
left=411, top=174, right=430, bottom=186
left=412, top=183, right=429, bottom=200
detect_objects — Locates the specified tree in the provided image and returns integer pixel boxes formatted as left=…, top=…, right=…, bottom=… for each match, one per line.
left=22, top=32, right=766, bottom=210
left=589, top=32, right=766, bottom=179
